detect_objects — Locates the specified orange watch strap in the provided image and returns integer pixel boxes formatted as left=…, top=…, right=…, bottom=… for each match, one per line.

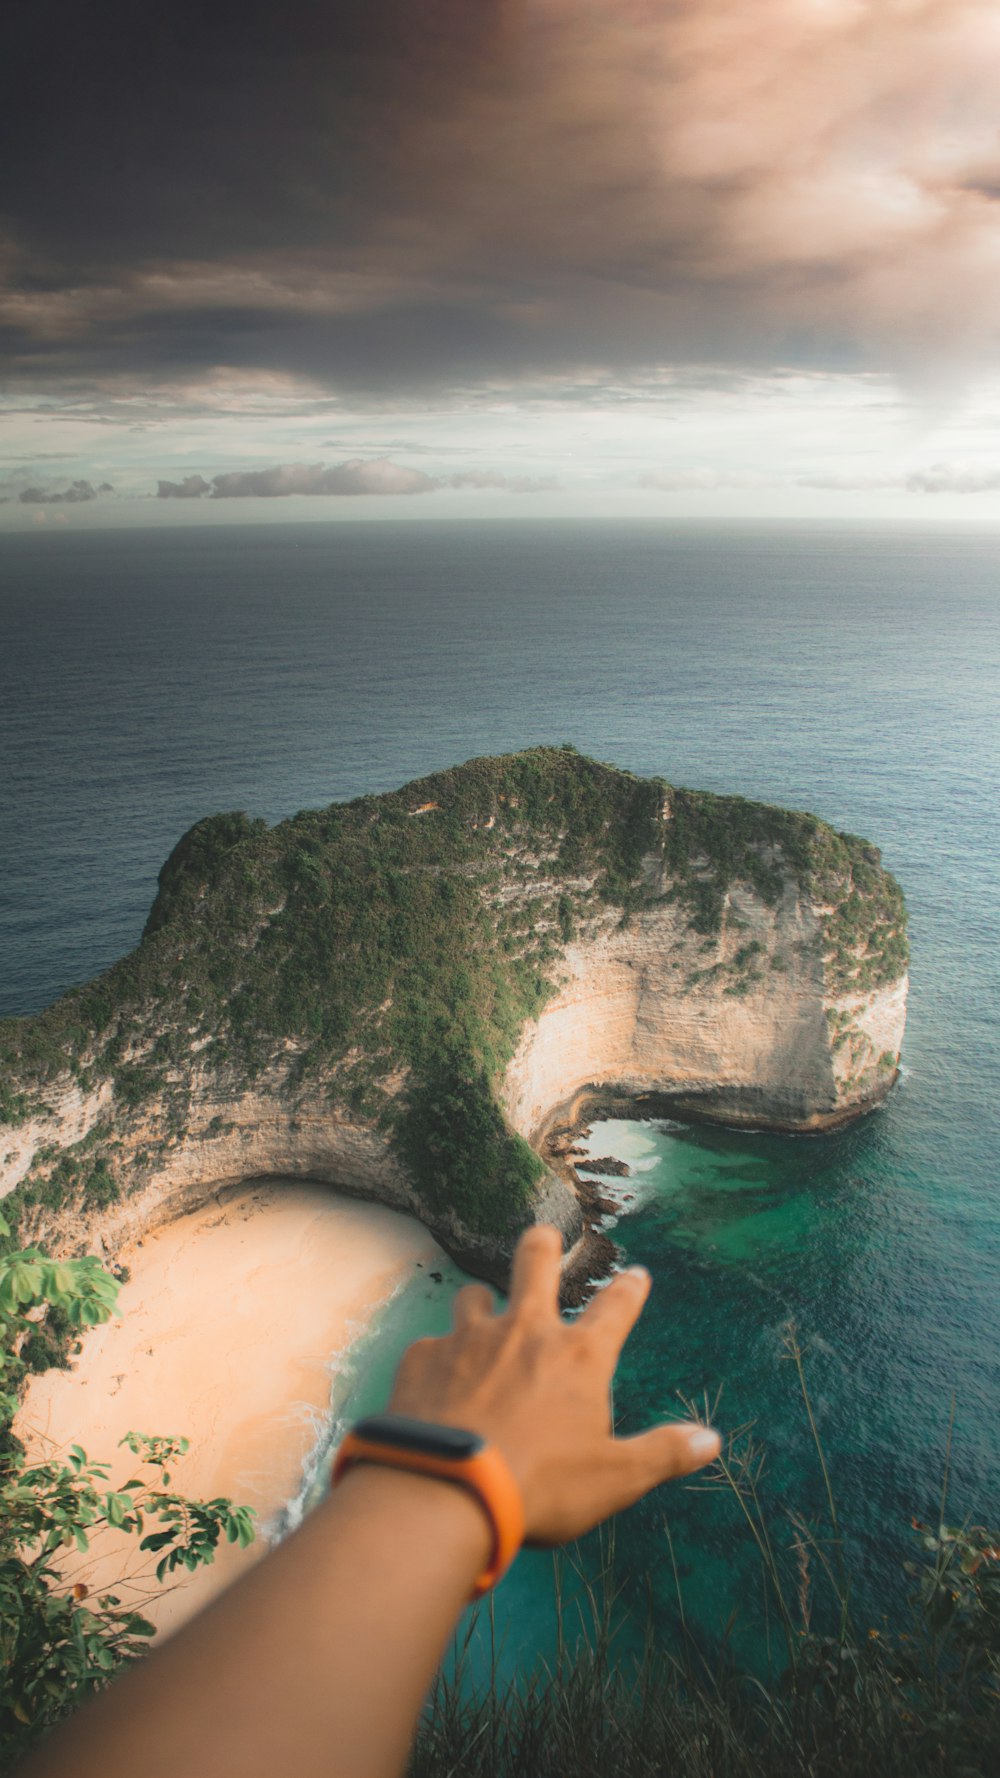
left=331, top=1426, right=525, bottom=1598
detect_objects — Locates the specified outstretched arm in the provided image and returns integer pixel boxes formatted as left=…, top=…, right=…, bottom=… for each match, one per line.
left=19, top=1225, right=720, bottom=1778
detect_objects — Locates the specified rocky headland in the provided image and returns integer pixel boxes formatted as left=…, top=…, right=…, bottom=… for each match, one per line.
left=0, top=748, right=908, bottom=1295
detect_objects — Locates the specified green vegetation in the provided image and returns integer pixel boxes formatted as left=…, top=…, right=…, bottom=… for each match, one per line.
left=413, top=1340, right=998, bottom=1778
left=142, top=809, right=270, bottom=938
left=0, top=750, right=663, bottom=1240
left=663, top=788, right=815, bottom=934
left=10, top=1134, right=122, bottom=1224
left=83, top=1161, right=119, bottom=1209
left=664, top=789, right=909, bottom=994
left=398, top=1065, right=545, bottom=1231
left=0, top=1081, right=49, bottom=1123
left=0, top=749, right=908, bottom=1243
left=0, top=1211, right=255, bottom=1764
left=822, top=876, right=908, bottom=993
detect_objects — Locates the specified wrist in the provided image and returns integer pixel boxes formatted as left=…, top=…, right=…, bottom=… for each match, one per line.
left=331, top=1414, right=525, bottom=1596
left=329, top=1461, right=493, bottom=1584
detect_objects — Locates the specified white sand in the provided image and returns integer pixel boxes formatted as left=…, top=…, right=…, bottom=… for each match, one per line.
left=15, top=1181, right=443, bottom=1634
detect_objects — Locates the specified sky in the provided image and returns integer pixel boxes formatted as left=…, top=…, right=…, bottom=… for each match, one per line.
left=4, top=0, right=1000, bottom=529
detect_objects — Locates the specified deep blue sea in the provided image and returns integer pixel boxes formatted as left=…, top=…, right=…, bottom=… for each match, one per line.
left=2, top=519, right=999, bottom=1672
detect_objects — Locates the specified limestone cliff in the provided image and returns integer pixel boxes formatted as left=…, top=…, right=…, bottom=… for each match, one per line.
left=0, top=749, right=908, bottom=1286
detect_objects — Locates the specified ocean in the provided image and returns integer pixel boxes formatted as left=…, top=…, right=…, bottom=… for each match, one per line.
left=2, top=518, right=999, bottom=1670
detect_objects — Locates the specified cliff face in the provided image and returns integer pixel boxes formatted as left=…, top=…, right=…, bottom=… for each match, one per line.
left=504, top=871, right=905, bottom=1142
left=0, top=749, right=908, bottom=1285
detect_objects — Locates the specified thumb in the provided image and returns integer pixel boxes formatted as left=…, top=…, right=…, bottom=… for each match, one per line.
left=618, top=1420, right=722, bottom=1493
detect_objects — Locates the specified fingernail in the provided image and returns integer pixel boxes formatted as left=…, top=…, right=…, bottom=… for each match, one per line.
left=626, top=1264, right=650, bottom=1283
left=687, top=1427, right=721, bottom=1460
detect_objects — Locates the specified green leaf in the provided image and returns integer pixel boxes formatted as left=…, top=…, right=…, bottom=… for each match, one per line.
left=0, top=1234, right=260, bottom=1743
left=139, top=1530, right=176, bottom=1553
left=0, top=1259, right=43, bottom=1308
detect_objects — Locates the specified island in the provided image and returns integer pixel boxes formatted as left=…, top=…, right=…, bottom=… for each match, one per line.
left=0, top=748, right=908, bottom=1296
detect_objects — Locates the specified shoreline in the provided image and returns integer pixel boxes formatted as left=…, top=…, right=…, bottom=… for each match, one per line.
left=15, top=1180, right=443, bottom=1636
left=533, top=1080, right=898, bottom=1161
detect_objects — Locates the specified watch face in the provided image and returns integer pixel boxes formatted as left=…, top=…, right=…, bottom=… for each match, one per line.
left=354, top=1413, right=485, bottom=1461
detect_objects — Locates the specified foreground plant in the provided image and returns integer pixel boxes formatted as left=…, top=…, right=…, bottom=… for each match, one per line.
left=0, top=1214, right=255, bottom=1764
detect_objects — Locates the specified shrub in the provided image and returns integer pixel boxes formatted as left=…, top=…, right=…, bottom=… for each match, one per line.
left=0, top=1213, right=255, bottom=1763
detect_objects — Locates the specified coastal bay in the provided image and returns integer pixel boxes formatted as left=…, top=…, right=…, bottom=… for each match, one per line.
left=0, top=746, right=908, bottom=1308
left=15, top=1182, right=442, bottom=1633
left=2, top=519, right=998, bottom=1671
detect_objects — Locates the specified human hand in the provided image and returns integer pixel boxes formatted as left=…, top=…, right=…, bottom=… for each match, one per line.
left=388, top=1224, right=721, bottom=1544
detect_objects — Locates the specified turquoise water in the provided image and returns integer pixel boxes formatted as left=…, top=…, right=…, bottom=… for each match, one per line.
left=320, top=1094, right=1000, bottom=1676
left=1, top=519, right=999, bottom=1667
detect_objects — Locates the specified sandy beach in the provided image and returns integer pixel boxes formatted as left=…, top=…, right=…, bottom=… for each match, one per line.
left=15, top=1181, right=443, bottom=1635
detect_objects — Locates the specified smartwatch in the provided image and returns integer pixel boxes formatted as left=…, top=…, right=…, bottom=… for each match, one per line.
left=330, top=1412, right=525, bottom=1598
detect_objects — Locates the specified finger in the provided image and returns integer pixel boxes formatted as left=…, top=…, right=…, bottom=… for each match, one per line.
left=578, top=1265, right=651, bottom=1352
left=507, top=1223, right=563, bottom=1319
left=452, top=1283, right=495, bottom=1332
left=617, top=1421, right=722, bottom=1497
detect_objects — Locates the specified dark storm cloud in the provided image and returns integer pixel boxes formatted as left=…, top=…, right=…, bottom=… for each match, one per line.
left=0, top=2, right=492, bottom=265
left=3, top=3, right=1000, bottom=398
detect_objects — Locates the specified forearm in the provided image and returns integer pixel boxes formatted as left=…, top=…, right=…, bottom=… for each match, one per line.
left=21, top=1465, right=491, bottom=1778
left=20, top=1226, right=721, bottom=1778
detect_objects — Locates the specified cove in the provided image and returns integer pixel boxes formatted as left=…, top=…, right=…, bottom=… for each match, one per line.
left=302, top=1107, right=991, bottom=1685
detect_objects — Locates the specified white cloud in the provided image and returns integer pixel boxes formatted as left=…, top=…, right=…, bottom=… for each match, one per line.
left=152, top=457, right=563, bottom=500
left=904, top=461, right=1000, bottom=493
left=207, top=458, right=437, bottom=497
